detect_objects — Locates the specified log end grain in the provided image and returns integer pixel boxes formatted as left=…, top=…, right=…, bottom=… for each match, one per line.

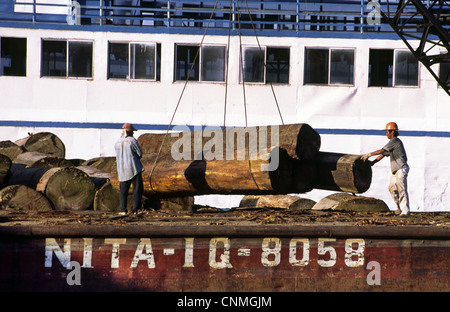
left=94, top=180, right=121, bottom=212
left=37, top=167, right=95, bottom=211
left=0, top=185, right=53, bottom=211
left=15, top=132, right=66, bottom=158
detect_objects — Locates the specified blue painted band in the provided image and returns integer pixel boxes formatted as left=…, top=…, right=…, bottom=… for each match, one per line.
left=1, top=120, right=450, bottom=138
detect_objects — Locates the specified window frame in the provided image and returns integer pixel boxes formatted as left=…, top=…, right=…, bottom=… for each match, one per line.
left=108, top=41, right=159, bottom=81
left=41, top=39, right=93, bottom=79
left=304, top=47, right=355, bottom=86
left=1, top=37, right=27, bottom=77
left=368, top=48, right=420, bottom=88
left=174, top=43, right=227, bottom=83
left=240, top=45, right=291, bottom=85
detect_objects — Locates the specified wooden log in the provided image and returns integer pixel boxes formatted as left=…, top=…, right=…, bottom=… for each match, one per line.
left=8, top=165, right=95, bottom=211
left=94, top=180, right=152, bottom=212
left=76, top=165, right=110, bottom=189
left=81, top=157, right=116, bottom=174
left=93, top=181, right=120, bottom=212
left=311, top=152, right=372, bottom=194
left=160, top=197, right=194, bottom=211
left=15, top=132, right=65, bottom=158
left=0, top=140, right=24, bottom=160
left=311, top=193, right=389, bottom=212
left=0, top=185, right=53, bottom=211
left=13, top=151, right=73, bottom=168
left=0, top=154, right=11, bottom=189
left=137, top=123, right=321, bottom=160
left=239, top=195, right=316, bottom=210
left=111, top=147, right=314, bottom=197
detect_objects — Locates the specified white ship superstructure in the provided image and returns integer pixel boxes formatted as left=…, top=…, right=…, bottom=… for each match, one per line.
left=0, top=0, right=449, bottom=210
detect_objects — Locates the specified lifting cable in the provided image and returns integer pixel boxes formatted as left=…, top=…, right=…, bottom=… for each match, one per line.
left=148, top=0, right=286, bottom=188
left=148, top=0, right=220, bottom=188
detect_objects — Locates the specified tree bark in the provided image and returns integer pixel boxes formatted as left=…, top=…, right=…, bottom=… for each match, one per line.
left=110, top=147, right=315, bottom=198
left=239, top=195, right=316, bottom=210
left=137, top=123, right=321, bottom=160
left=0, top=185, right=53, bottom=211
left=312, top=152, right=372, bottom=193
left=15, top=132, right=65, bottom=158
left=8, top=165, right=95, bottom=211
left=311, top=192, right=389, bottom=212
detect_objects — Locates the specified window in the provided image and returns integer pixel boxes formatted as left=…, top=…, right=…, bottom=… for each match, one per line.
left=394, top=50, right=418, bottom=86
left=175, top=45, right=200, bottom=81
left=368, top=49, right=392, bottom=87
left=1, top=37, right=27, bottom=76
left=304, top=48, right=354, bottom=85
left=42, top=39, right=93, bottom=78
left=267, top=47, right=290, bottom=84
left=369, top=49, right=418, bottom=87
left=241, top=47, right=265, bottom=83
left=175, top=44, right=226, bottom=82
left=202, top=46, right=226, bottom=82
left=108, top=42, right=160, bottom=80
left=241, top=46, right=290, bottom=84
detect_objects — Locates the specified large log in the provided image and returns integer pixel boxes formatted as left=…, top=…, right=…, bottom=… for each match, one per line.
left=137, top=123, right=321, bottom=160
left=0, top=185, right=53, bottom=211
left=15, top=132, right=65, bottom=158
left=239, top=195, right=316, bottom=210
left=312, top=152, right=372, bottom=193
left=13, top=151, right=73, bottom=168
left=110, top=147, right=316, bottom=198
left=81, top=157, right=116, bottom=174
left=312, top=193, right=389, bottom=212
left=0, top=154, right=11, bottom=188
left=0, top=140, right=24, bottom=160
left=8, top=165, right=95, bottom=211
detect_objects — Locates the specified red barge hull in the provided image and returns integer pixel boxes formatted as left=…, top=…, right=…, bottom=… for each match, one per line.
left=1, top=224, right=449, bottom=292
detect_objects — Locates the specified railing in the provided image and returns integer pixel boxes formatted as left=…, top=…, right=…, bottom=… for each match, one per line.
left=0, top=0, right=444, bottom=34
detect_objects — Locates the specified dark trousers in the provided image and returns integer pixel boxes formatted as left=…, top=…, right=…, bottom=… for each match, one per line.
left=119, top=173, right=143, bottom=213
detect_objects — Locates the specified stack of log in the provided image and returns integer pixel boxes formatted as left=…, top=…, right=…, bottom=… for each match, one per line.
left=0, top=132, right=193, bottom=212
left=0, top=132, right=108, bottom=212
left=1, top=124, right=374, bottom=213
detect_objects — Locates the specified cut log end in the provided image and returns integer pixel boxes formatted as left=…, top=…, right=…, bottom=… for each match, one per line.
left=0, top=185, right=53, bottom=211
left=37, top=167, right=95, bottom=211
left=15, top=132, right=66, bottom=158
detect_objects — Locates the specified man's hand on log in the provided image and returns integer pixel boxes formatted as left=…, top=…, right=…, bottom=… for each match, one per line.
left=360, top=153, right=371, bottom=161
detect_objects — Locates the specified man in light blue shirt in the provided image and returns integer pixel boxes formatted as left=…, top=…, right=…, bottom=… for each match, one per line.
left=115, top=123, right=144, bottom=215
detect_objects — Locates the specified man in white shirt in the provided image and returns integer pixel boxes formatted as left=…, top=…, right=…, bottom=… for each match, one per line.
left=114, top=123, right=144, bottom=215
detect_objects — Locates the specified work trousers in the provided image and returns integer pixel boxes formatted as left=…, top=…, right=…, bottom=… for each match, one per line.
left=119, top=173, right=143, bottom=213
left=388, top=166, right=410, bottom=214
